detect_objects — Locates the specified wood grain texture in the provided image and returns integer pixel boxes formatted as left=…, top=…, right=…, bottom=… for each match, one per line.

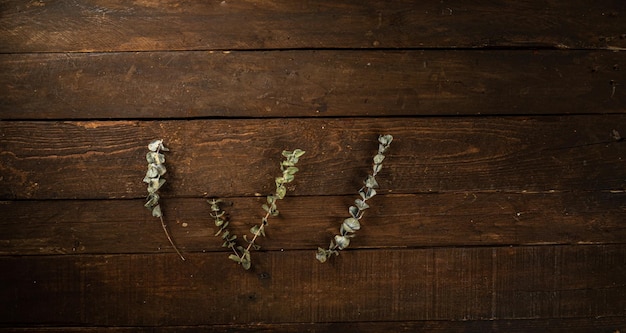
left=1, top=0, right=624, bottom=330
left=0, top=246, right=624, bottom=326
left=1, top=0, right=625, bottom=52
left=1, top=192, right=625, bottom=256
left=0, top=318, right=625, bottom=332
left=1, top=50, right=624, bottom=119
left=1, top=117, right=624, bottom=200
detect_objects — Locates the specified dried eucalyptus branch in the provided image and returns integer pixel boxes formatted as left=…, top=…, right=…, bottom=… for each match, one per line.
left=316, top=135, right=393, bottom=263
left=143, top=139, right=185, bottom=261
left=208, top=198, right=249, bottom=267
left=210, top=149, right=305, bottom=270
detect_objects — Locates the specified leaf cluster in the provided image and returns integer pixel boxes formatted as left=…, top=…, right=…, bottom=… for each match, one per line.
left=144, top=139, right=168, bottom=217
left=316, top=135, right=393, bottom=263
left=211, top=149, right=305, bottom=270
left=142, top=139, right=185, bottom=261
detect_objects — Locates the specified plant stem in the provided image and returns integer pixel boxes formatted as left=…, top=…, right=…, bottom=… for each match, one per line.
left=159, top=215, right=185, bottom=261
left=245, top=211, right=270, bottom=252
left=231, top=246, right=242, bottom=259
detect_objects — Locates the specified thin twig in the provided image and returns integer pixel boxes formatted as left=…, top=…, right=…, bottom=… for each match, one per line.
left=245, top=211, right=270, bottom=252
left=160, top=215, right=185, bottom=261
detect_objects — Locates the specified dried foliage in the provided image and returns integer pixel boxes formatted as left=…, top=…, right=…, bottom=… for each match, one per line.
left=210, top=149, right=305, bottom=270
left=316, top=135, right=393, bottom=263
left=143, top=139, right=185, bottom=261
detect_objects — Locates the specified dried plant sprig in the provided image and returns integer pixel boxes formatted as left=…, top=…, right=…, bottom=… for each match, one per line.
left=316, top=135, right=393, bottom=263
left=208, top=198, right=249, bottom=267
left=245, top=149, right=306, bottom=250
left=213, top=149, right=305, bottom=270
left=143, top=139, right=185, bottom=261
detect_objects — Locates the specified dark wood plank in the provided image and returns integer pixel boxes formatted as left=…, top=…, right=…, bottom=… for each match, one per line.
left=1, top=192, right=625, bottom=255
left=1, top=317, right=625, bottom=332
left=1, top=117, right=625, bottom=199
left=1, top=0, right=625, bottom=52
left=1, top=50, right=624, bottom=119
left=0, top=246, right=624, bottom=326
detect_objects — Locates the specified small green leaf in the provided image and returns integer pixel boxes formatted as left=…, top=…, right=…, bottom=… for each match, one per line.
left=276, top=185, right=287, bottom=199
left=146, top=152, right=156, bottom=163
left=145, top=193, right=159, bottom=207
left=214, top=218, right=224, bottom=227
left=221, top=230, right=230, bottom=239
left=218, top=228, right=231, bottom=238
left=282, top=173, right=295, bottom=183
left=262, top=204, right=270, bottom=213
left=241, top=258, right=251, bottom=270
left=267, top=195, right=276, bottom=204
left=250, top=225, right=260, bottom=235
left=365, top=175, right=379, bottom=188
left=349, top=206, right=360, bottom=218
left=154, top=163, right=166, bottom=175
left=228, top=254, right=242, bottom=263
left=359, top=188, right=367, bottom=200
left=334, top=235, right=350, bottom=250
left=223, top=240, right=235, bottom=248
left=282, top=150, right=293, bottom=158
left=316, top=248, right=328, bottom=263
left=293, top=149, right=306, bottom=158
left=241, top=250, right=251, bottom=270
left=378, top=134, right=393, bottom=146
left=151, top=205, right=162, bottom=217
left=365, top=187, right=376, bottom=199
left=147, top=152, right=165, bottom=164
left=146, top=163, right=166, bottom=178
left=146, top=166, right=158, bottom=178
left=155, top=153, right=166, bottom=164
left=147, top=178, right=166, bottom=193
left=339, top=224, right=349, bottom=236
left=285, top=166, right=299, bottom=175
left=211, top=211, right=225, bottom=219
left=355, top=199, right=370, bottom=210
left=342, top=217, right=361, bottom=232
left=373, top=153, right=385, bottom=165
left=148, top=139, right=163, bottom=152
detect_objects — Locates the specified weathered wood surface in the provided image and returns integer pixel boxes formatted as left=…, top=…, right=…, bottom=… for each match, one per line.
left=1, top=192, right=625, bottom=256
left=1, top=117, right=624, bottom=200
left=1, top=50, right=624, bottom=119
left=2, top=318, right=626, bottom=333
left=0, top=246, right=624, bottom=326
left=1, top=0, right=625, bottom=330
left=1, top=0, right=625, bottom=53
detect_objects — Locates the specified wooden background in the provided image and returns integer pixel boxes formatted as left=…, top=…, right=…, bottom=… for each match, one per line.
left=1, top=1, right=625, bottom=331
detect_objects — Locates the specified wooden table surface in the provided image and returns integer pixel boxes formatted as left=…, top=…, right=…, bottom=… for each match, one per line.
left=1, top=1, right=625, bottom=331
